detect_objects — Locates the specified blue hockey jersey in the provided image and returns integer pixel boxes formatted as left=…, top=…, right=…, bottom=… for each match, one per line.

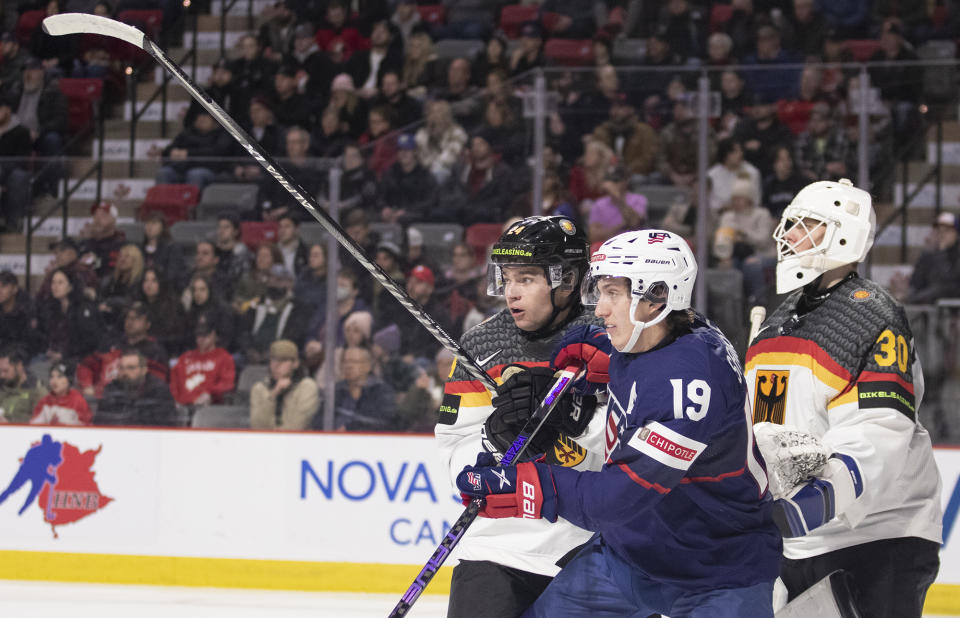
left=549, top=317, right=782, bottom=588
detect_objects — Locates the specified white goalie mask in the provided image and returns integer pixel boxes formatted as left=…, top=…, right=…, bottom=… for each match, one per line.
left=582, top=229, right=697, bottom=352
left=773, top=178, right=875, bottom=294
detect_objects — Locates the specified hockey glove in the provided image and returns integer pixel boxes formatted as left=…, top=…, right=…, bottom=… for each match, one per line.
left=456, top=452, right=558, bottom=522
left=772, top=453, right=865, bottom=538
left=486, top=365, right=596, bottom=458
left=753, top=422, right=829, bottom=499
left=552, top=324, right=612, bottom=396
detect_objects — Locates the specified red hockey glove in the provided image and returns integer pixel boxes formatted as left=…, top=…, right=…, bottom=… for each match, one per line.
left=456, top=452, right=558, bottom=521
left=552, top=324, right=612, bottom=394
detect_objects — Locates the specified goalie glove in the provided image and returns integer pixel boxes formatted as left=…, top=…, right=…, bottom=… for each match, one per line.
left=772, top=453, right=865, bottom=538
left=456, top=452, right=558, bottom=521
left=484, top=365, right=597, bottom=459
left=753, top=422, right=829, bottom=499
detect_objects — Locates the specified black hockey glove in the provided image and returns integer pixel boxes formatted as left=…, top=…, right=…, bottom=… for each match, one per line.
left=484, top=365, right=597, bottom=459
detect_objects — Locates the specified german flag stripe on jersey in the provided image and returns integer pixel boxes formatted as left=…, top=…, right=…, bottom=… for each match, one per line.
left=439, top=361, right=553, bottom=424
left=746, top=336, right=853, bottom=393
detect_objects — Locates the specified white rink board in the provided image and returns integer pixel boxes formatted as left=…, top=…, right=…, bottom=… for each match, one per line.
left=2, top=425, right=960, bottom=595
left=0, top=427, right=463, bottom=564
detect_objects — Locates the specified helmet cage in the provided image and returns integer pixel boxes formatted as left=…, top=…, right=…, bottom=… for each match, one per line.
left=773, top=212, right=835, bottom=262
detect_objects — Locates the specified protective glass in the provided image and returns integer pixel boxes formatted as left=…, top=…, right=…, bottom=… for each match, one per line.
left=580, top=274, right=668, bottom=306
left=486, top=263, right=564, bottom=296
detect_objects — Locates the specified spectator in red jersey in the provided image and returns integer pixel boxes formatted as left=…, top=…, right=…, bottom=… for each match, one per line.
left=78, top=201, right=126, bottom=279
left=170, top=318, right=236, bottom=406
left=30, top=363, right=92, bottom=426
left=315, top=0, right=366, bottom=63
left=77, top=301, right=169, bottom=399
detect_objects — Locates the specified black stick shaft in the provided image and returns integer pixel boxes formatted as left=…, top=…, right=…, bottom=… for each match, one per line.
left=43, top=14, right=496, bottom=391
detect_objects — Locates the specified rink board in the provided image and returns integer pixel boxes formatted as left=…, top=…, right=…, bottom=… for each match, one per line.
left=2, top=427, right=960, bottom=611
left=0, top=426, right=462, bottom=594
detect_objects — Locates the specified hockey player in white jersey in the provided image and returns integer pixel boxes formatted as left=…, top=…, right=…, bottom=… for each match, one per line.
left=434, top=216, right=608, bottom=617
left=746, top=178, right=942, bottom=617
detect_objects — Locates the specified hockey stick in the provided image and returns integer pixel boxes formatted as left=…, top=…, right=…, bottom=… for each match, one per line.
left=388, top=363, right=584, bottom=618
left=42, top=13, right=497, bottom=391
left=748, top=305, right=767, bottom=345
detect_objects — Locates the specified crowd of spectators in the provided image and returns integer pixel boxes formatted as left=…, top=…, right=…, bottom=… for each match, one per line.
left=1, top=0, right=958, bottom=431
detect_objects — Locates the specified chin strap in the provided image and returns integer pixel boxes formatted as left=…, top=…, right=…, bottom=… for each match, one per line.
left=617, top=300, right=669, bottom=353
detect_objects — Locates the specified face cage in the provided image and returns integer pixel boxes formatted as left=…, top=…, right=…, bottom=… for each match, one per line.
left=580, top=273, right=669, bottom=307
left=773, top=215, right=834, bottom=262
left=486, top=262, right=566, bottom=296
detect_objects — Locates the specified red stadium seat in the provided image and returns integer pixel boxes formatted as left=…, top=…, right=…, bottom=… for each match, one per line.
left=116, top=9, right=162, bottom=39
left=58, top=78, right=103, bottom=135
left=16, top=9, right=45, bottom=46
left=465, top=223, right=503, bottom=263
left=140, top=184, right=200, bottom=225
left=709, top=4, right=733, bottom=33
left=115, top=10, right=162, bottom=66
left=544, top=38, right=595, bottom=66
left=417, top=4, right=446, bottom=26
left=843, top=39, right=882, bottom=62
left=499, top=4, right=538, bottom=39
left=240, top=221, right=279, bottom=250
left=777, top=100, right=816, bottom=135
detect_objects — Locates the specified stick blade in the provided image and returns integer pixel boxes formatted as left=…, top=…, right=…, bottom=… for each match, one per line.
left=43, top=13, right=145, bottom=49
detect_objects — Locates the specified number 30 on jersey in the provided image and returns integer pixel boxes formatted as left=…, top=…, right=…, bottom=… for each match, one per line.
left=670, top=379, right=711, bottom=421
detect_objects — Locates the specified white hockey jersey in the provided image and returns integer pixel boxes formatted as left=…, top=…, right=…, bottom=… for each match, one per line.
left=745, top=276, right=942, bottom=559
left=435, top=309, right=606, bottom=576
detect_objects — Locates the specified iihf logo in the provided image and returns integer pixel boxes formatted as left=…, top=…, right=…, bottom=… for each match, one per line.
left=647, top=232, right=670, bottom=244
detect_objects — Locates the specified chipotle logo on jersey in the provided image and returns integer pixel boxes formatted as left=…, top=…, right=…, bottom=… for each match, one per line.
left=638, top=428, right=697, bottom=462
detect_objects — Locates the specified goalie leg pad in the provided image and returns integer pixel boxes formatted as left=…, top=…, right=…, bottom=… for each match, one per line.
left=775, top=570, right=861, bottom=618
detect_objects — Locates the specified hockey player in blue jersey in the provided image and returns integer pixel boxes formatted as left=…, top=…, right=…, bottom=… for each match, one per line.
left=456, top=229, right=782, bottom=617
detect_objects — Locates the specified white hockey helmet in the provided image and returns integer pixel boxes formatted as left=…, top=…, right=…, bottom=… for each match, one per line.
left=772, top=178, right=876, bottom=294
left=582, top=229, right=697, bottom=352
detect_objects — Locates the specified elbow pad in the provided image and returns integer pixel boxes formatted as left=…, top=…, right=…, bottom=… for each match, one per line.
left=772, top=453, right=864, bottom=538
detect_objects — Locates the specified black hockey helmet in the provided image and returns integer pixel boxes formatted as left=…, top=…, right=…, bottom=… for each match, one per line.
left=487, top=216, right=589, bottom=296
left=487, top=216, right=589, bottom=335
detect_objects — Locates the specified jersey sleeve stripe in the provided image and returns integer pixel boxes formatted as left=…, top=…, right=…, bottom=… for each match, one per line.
left=444, top=380, right=490, bottom=394
left=679, top=466, right=747, bottom=484
left=827, top=387, right=858, bottom=410
left=614, top=462, right=672, bottom=494
left=858, top=370, right=914, bottom=394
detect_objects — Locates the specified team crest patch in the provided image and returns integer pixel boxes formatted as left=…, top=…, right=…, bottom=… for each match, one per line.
left=549, top=434, right=586, bottom=467
left=851, top=289, right=872, bottom=302
left=753, top=370, right=789, bottom=424
left=559, top=219, right=577, bottom=235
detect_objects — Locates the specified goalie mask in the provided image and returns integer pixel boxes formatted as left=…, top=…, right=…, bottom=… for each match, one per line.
left=773, top=178, right=875, bottom=294
left=487, top=216, right=589, bottom=332
left=582, top=229, right=697, bottom=352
